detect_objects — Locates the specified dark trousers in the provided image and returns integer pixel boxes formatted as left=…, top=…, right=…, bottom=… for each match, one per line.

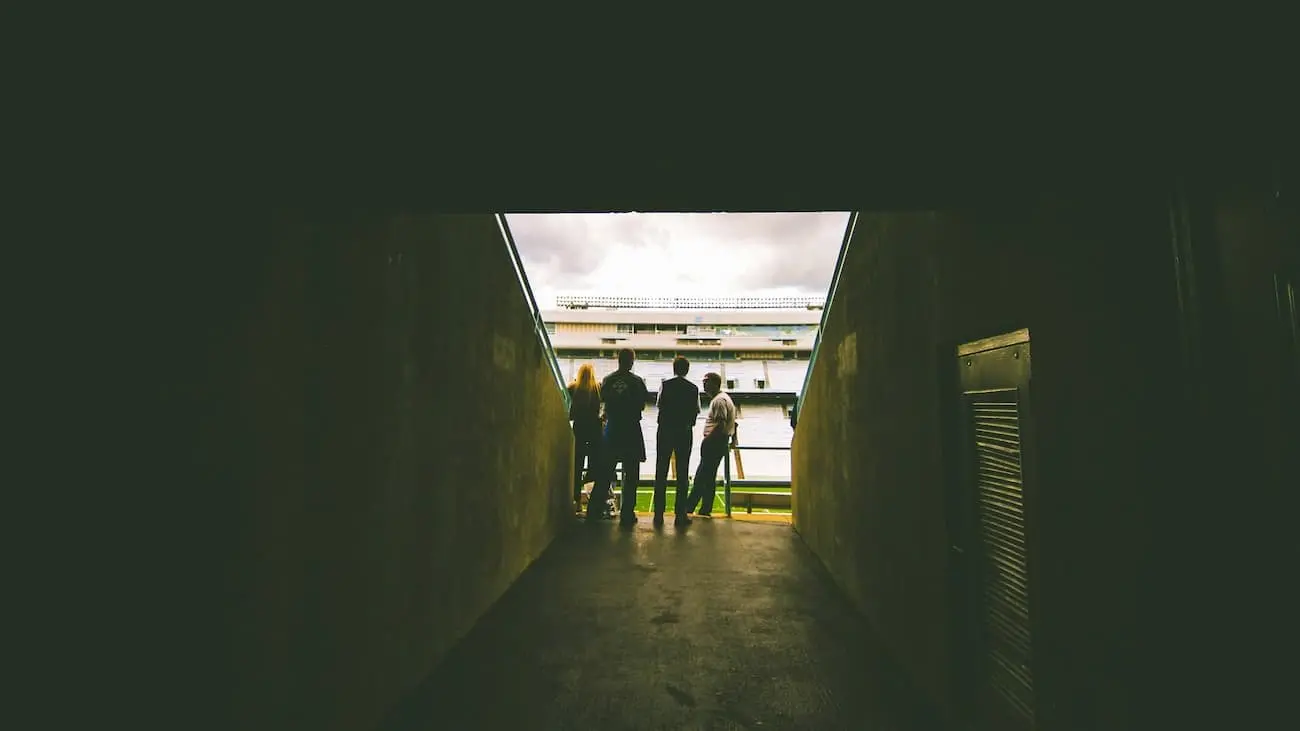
left=588, top=423, right=641, bottom=521
left=654, top=426, right=694, bottom=516
left=572, top=426, right=601, bottom=503
left=686, top=436, right=728, bottom=515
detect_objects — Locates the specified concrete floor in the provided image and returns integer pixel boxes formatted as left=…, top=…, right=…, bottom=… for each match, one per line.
left=382, top=517, right=938, bottom=730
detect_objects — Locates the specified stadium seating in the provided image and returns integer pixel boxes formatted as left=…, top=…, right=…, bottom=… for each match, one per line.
left=562, top=357, right=808, bottom=395
left=637, top=361, right=675, bottom=387
left=720, top=361, right=767, bottom=391
left=764, top=360, right=808, bottom=391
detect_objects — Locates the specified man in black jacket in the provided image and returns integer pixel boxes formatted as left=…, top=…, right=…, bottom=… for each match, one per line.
left=589, top=348, right=648, bottom=527
left=653, top=355, right=701, bottom=526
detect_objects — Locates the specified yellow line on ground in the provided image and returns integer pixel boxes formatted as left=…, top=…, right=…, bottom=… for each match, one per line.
left=723, top=513, right=793, bottom=524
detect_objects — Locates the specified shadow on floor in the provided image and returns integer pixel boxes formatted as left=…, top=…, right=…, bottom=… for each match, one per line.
left=381, top=517, right=941, bottom=730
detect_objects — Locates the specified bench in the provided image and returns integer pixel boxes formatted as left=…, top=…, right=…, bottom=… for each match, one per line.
left=730, top=490, right=792, bottom=514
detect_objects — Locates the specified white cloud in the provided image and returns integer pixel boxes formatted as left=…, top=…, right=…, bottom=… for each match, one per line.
left=507, top=212, right=849, bottom=307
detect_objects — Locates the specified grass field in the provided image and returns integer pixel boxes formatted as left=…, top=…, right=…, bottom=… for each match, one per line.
left=587, top=486, right=792, bottom=515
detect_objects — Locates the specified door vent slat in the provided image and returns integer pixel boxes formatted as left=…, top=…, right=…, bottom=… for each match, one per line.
left=970, top=393, right=1035, bottom=724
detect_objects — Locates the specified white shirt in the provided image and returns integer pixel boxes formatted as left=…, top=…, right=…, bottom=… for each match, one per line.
left=703, top=391, right=737, bottom=440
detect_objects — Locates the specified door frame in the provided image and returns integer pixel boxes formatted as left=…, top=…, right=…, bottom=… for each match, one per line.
left=942, top=328, right=1045, bottom=730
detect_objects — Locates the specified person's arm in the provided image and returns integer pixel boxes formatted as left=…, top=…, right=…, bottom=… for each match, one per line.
left=686, top=386, right=702, bottom=429
left=598, top=377, right=611, bottom=422
left=727, top=400, right=739, bottom=444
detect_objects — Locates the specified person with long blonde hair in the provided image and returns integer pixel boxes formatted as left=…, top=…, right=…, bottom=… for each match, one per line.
left=568, top=363, right=603, bottom=512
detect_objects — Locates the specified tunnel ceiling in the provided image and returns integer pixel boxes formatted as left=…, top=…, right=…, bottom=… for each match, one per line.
left=269, top=115, right=1280, bottom=213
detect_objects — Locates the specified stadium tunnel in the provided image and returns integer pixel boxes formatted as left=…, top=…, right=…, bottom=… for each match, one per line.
left=89, top=150, right=1295, bottom=730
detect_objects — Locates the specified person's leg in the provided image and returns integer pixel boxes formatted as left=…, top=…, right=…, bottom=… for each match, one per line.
left=694, top=439, right=724, bottom=516
left=653, top=428, right=672, bottom=517
left=673, top=429, right=694, bottom=517
left=587, top=463, right=612, bottom=520
left=684, top=440, right=708, bottom=514
left=620, top=455, right=639, bottom=524
left=573, top=436, right=587, bottom=505
left=586, top=429, right=615, bottom=520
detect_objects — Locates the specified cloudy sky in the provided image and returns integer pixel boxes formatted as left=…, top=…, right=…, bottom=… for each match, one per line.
left=506, top=212, right=851, bottom=308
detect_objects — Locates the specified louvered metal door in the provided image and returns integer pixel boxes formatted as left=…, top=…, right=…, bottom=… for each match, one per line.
left=956, top=329, right=1036, bottom=729
left=967, top=390, right=1034, bottom=723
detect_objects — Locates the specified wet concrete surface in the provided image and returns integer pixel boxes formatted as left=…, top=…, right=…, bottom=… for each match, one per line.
left=382, top=517, right=940, bottom=730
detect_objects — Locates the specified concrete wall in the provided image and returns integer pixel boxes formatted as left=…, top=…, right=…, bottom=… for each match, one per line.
left=196, top=214, right=574, bottom=729
left=1149, top=178, right=1298, bottom=729
left=791, top=198, right=1191, bottom=728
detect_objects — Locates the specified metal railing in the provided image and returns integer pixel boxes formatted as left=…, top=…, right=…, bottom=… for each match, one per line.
left=797, top=212, right=859, bottom=419
left=719, top=441, right=791, bottom=518
left=497, top=214, right=571, bottom=411
left=607, top=430, right=793, bottom=518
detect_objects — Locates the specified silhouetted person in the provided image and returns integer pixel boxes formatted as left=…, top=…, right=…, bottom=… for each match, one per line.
left=654, top=355, right=700, bottom=526
left=684, top=372, right=736, bottom=518
left=588, top=348, right=648, bottom=527
left=567, top=363, right=602, bottom=513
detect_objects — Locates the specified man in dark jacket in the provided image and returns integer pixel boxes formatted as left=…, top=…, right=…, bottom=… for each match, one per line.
left=653, top=355, right=700, bottom=526
left=589, top=348, right=648, bottom=527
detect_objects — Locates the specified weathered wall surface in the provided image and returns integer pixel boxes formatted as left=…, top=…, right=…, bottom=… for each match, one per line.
left=792, top=199, right=1191, bottom=727
left=1145, top=179, right=1299, bottom=729
left=197, top=214, right=574, bottom=730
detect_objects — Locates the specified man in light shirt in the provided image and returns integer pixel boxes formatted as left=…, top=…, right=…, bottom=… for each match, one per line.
left=683, top=372, right=736, bottom=520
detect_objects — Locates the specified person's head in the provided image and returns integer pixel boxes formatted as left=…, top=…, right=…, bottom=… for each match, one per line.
left=703, top=372, right=722, bottom=395
left=572, top=363, right=599, bottom=395
left=672, top=355, right=690, bottom=377
left=617, top=348, right=635, bottom=371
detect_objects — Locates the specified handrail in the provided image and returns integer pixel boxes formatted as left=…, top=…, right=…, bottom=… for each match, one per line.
left=797, top=212, right=859, bottom=418
left=496, top=214, right=571, bottom=411
left=721, top=439, right=792, bottom=517
left=603, top=439, right=792, bottom=518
